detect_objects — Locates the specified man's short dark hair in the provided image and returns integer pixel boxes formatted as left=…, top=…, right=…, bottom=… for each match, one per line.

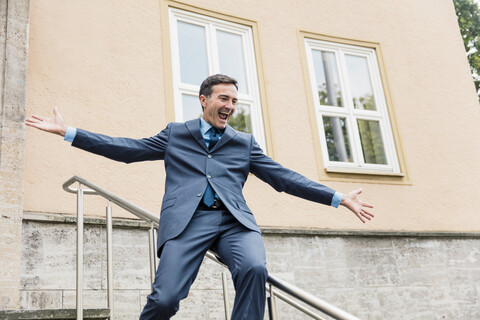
left=199, top=74, right=238, bottom=99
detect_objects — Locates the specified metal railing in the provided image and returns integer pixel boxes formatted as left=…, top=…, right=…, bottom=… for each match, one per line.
left=63, top=176, right=361, bottom=320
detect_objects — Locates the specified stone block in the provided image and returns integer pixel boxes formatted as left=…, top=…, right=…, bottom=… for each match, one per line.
left=98, top=227, right=151, bottom=290
left=139, top=288, right=237, bottom=319
left=62, top=290, right=108, bottom=309
left=321, top=286, right=383, bottom=320
left=376, top=286, right=437, bottom=320
left=175, top=289, right=232, bottom=320
left=447, top=284, right=480, bottom=319
left=341, top=237, right=398, bottom=287
left=444, top=238, right=480, bottom=284
left=392, top=238, right=450, bottom=286
left=291, top=237, right=350, bottom=288
left=19, top=290, right=62, bottom=310
left=139, top=290, right=150, bottom=313
left=112, top=290, right=141, bottom=320
left=273, top=296, right=322, bottom=320
left=0, top=217, right=22, bottom=310
left=21, top=221, right=80, bottom=290
left=190, top=257, right=231, bottom=291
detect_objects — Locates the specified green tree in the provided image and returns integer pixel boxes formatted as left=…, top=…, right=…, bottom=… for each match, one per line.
left=228, top=106, right=252, bottom=133
left=453, top=0, right=480, bottom=101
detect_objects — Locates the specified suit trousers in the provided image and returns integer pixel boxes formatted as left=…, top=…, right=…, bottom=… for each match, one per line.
left=139, top=207, right=268, bottom=320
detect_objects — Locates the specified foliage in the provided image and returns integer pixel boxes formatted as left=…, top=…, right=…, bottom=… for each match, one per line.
left=357, top=120, right=387, bottom=165
left=352, top=94, right=376, bottom=111
left=321, top=92, right=386, bottom=165
left=318, top=84, right=343, bottom=107
left=228, top=106, right=252, bottom=133
left=322, top=116, right=352, bottom=162
left=453, top=0, right=480, bottom=101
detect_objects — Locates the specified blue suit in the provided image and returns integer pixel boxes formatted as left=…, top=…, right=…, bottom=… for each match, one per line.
left=71, top=118, right=337, bottom=319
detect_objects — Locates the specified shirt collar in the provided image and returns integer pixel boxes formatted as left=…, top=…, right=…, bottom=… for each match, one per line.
left=200, top=117, right=212, bottom=136
left=200, top=117, right=224, bottom=135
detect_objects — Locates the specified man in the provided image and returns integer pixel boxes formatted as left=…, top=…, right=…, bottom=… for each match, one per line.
left=25, top=74, right=373, bottom=319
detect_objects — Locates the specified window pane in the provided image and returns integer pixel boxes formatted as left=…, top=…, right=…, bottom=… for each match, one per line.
left=357, top=119, right=387, bottom=164
left=228, top=103, right=252, bottom=133
left=322, top=116, right=352, bottom=162
left=345, top=55, right=376, bottom=110
left=177, top=21, right=208, bottom=86
left=312, top=50, right=343, bottom=107
left=182, top=94, right=202, bottom=121
left=217, top=30, right=248, bottom=94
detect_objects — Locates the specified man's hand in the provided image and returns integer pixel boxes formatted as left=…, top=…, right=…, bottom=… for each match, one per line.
left=340, top=189, right=374, bottom=223
left=25, top=107, right=68, bottom=137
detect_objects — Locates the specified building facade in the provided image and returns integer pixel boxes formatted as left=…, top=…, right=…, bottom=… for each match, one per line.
left=1, top=0, right=479, bottom=319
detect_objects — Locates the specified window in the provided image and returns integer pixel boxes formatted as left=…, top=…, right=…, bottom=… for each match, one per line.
left=304, top=38, right=400, bottom=174
left=169, top=8, right=266, bottom=149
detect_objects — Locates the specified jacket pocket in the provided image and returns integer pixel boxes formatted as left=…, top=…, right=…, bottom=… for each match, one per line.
left=236, top=201, right=252, bottom=214
left=161, top=198, right=176, bottom=214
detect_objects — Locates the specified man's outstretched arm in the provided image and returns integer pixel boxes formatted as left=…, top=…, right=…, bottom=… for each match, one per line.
left=25, top=107, right=170, bottom=163
left=249, top=135, right=374, bottom=224
left=25, top=106, right=68, bottom=137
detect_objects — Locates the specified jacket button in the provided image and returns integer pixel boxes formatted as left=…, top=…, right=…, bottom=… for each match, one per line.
left=197, top=193, right=202, bottom=197
left=207, top=154, right=212, bottom=158
left=207, top=175, right=211, bottom=179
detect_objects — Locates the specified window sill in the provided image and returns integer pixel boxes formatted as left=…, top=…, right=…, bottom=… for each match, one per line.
left=325, top=167, right=406, bottom=177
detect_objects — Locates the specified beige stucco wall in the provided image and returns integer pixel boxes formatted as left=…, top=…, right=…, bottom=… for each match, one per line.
left=25, top=0, right=480, bottom=232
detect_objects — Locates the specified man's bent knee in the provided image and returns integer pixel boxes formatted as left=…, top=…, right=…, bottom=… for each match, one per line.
left=238, top=262, right=268, bottom=280
left=140, top=295, right=180, bottom=319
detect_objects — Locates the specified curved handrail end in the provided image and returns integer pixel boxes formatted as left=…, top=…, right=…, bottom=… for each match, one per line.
left=62, top=175, right=98, bottom=195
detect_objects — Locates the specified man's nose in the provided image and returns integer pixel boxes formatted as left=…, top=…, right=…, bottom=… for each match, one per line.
left=225, top=101, right=235, bottom=109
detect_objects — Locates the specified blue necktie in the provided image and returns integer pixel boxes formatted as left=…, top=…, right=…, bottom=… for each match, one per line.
left=203, top=127, right=220, bottom=207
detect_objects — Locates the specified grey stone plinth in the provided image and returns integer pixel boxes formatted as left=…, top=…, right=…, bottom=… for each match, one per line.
left=19, top=214, right=480, bottom=319
left=0, top=308, right=110, bottom=319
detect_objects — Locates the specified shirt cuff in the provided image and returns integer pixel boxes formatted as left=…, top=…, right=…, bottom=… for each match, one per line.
left=331, top=191, right=343, bottom=208
left=64, top=127, right=77, bottom=142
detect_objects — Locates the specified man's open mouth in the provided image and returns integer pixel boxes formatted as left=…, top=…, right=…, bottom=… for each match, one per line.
left=218, top=111, right=230, bottom=120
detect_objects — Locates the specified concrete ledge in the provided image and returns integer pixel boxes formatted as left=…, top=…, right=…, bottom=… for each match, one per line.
left=23, top=211, right=480, bottom=238
left=0, top=309, right=110, bottom=319
left=261, top=227, right=480, bottom=238
left=23, top=211, right=152, bottom=229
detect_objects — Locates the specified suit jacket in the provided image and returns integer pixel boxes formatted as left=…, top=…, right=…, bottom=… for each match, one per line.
left=72, top=119, right=336, bottom=255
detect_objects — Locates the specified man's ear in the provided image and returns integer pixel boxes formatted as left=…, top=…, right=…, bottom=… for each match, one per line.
left=199, top=95, right=207, bottom=110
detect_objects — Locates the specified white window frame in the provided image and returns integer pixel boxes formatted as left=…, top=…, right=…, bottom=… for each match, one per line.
left=305, top=38, right=400, bottom=173
left=169, top=8, right=266, bottom=150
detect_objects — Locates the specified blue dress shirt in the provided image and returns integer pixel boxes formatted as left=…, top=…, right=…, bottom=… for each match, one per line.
left=200, top=118, right=222, bottom=148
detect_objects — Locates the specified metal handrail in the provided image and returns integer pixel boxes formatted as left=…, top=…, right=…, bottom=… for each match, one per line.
left=63, top=176, right=158, bottom=226
left=63, top=176, right=360, bottom=320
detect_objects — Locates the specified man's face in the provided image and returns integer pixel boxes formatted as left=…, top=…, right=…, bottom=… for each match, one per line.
left=200, top=83, right=238, bottom=130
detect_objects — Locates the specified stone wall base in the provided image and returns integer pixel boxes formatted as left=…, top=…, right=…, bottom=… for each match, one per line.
left=20, top=213, right=480, bottom=320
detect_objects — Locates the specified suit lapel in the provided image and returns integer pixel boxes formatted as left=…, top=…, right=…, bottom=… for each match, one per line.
left=185, top=119, right=208, bottom=152
left=211, top=125, right=237, bottom=152
left=185, top=119, right=238, bottom=152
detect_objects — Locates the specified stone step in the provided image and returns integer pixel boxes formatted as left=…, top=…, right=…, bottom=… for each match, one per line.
left=0, top=309, right=110, bottom=319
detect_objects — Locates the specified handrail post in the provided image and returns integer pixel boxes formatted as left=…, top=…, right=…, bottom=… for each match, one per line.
left=148, top=223, right=156, bottom=286
left=221, top=271, right=230, bottom=320
left=106, top=201, right=114, bottom=319
left=76, top=184, right=84, bottom=320
left=268, top=284, right=278, bottom=320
